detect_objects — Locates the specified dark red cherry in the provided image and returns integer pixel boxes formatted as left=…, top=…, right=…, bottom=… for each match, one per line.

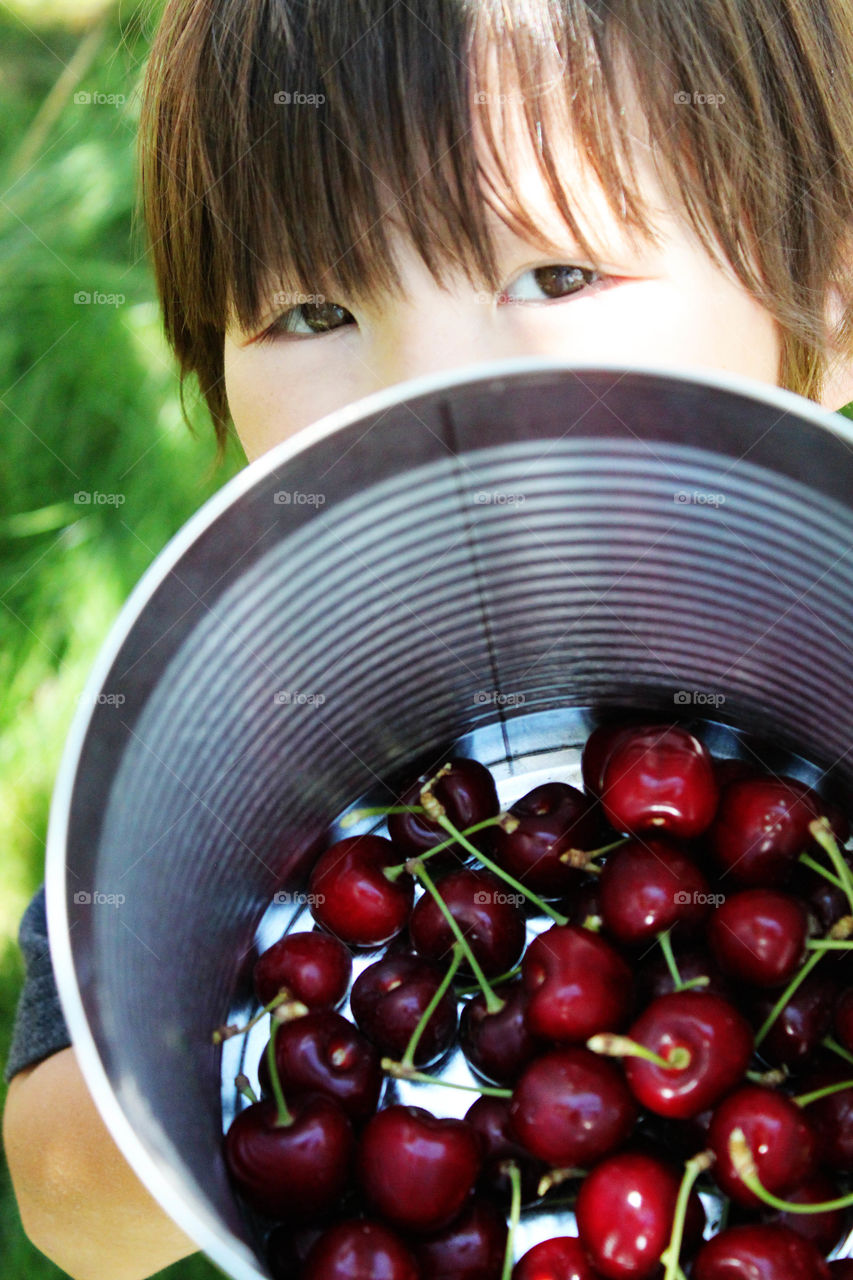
left=490, top=781, right=599, bottom=896
left=268, top=1222, right=326, bottom=1278
left=600, top=724, right=718, bottom=840
left=621, top=991, right=753, bottom=1119
left=692, top=1223, right=831, bottom=1279
left=777, top=775, right=850, bottom=849
left=510, top=1047, right=637, bottom=1166
left=799, top=1067, right=853, bottom=1170
left=224, top=1094, right=353, bottom=1219
left=830, top=1263, right=853, bottom=1278
left=561, top=876, right=604, bottom=929
left=254, top=930, right=352, bottom=1009
left=835, top=988, right=853, bottom=1054
left=576, top=1150, right=705, bottom=1279
left=350, top=953, right=457, bottom=1067
left=760, top=1170, right=849, bottom=1255
left=750, top=971, right=837, bottom=1070
left=636, top=944, right=733, bottom=1006
left=581, top=722, right=637, bottom=797
left=302, top=1219, right=420, bottom=1280
left=409, top=868, right=525, bottom=976
left=309, top=835, right=414, bottom=945
left=387, top=756, right=500, bottom=857
left=358, top=1105, right=482, bottom=1233
left=522, top=924, right=633, bottom=1043
left=708, top=889, right=809, bottom=987
left=708, top=778, right=820, bottom=886
left=266, top=1010, right=382, bottom=1120
left=598, top=837, right=712, bottom=946
left=707, top=1085, right=818, bottom=1207
left=513, top=1236, right=603, bottom=1280
left=411, top=1196, right=508, bottom=1280
left=459, top=981, right=542, bottom=1085
left=464, top=1095, right=546, bottom=1203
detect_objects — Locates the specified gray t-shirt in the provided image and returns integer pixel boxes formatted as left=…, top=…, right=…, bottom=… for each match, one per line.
left=4, top=884, right=71, bottom=1083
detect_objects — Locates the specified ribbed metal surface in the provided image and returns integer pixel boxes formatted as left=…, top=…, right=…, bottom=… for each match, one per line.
left=48, top=365, right=853, bottom=1278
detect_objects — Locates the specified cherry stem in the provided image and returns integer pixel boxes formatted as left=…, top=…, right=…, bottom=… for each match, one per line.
left=656, top=929, right=710, bottom=995
left=660, top=1150, right=714, bottom=1280
left=559, top=836, right=629, bottom=869
left=587, top=1032, right=691, bottom=1071
left=399, top=944, right=463, bottom=1070
left=212, top=989, right=295, bottom=1043
left=380, top=1059, right=512, bottom=1097
left=822, top=1034, right=853, bottom=1067
left=501, top=1162, right=522, bottom=1280
left=383, top=816, right=513, bottom=881
left=806, top=938, right=853, bottom=949
left=754, top=948, right=824, bottom=1046
left=794, top=1078, right=853, bottom=1108
left=456, top=962, right=521, bottom=996
left=728, top=1127, right=853, bottom=1213
left=341, top=804, right=426, bottom=828
left=809, top=817, right=853, bottom=917
left=435, top=813, right=569, bottom=925
left=265, top=1018, right=293, bottom=1128
left=410, top=860, right=505, bottom=1014
left=537, top=1166, right=587, bottom=1196
left=234, top=1073, right=258, bottom=1105
left=798, top=850, right=845, bottom=890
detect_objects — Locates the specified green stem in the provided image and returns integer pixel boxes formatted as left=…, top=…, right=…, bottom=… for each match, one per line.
left=380, top=1059, right=512, bottom=1097
left=436, top=813, right=568, bottom=925
left=822, top=1035, right=853, bottom=1067
left=809, top=818, right=853, bottom=916
left=400, top=945, right=463, bottom=1069
left=342, top=804, right=426, bottom=829
left=383, top=816, right=511, bottom=880
left=754, top=948, right=824, bottom=1046
left=799, top=850, right=845, bottom=890
left=501, top=1163, right=522, bottom=1280
left=728, top=1127, right=853, bottom=1213
left=795, top=1078, right=853, bottom=1108
left=660, top=1151, right=714, bottom=1280
left=212, top=989, right=297, bottom=1043
left=234, top=1073, right=259, bottom=1105
left=806, top=939, right=853, bottom=950
left=265, top=1019, right=293, bottom=1127
left=657, top=930, right=684, bottom=991
left=587, top=1033, right=690, bottom=1071
left=413, top=860, right=505, bottom=1014
left=559, top=836, right=629, bottom=867
left=457, top=962, right=521, bottom=996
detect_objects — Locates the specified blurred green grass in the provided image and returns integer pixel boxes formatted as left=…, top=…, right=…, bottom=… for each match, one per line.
left=0, top=4, right=241, bottom=1276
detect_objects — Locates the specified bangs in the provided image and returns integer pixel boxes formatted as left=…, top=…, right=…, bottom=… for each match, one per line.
left=143, top=0, right=664, bottom=338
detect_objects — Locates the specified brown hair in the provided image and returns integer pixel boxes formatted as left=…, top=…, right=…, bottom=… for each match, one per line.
left=139, top=0, right=853, bottom=459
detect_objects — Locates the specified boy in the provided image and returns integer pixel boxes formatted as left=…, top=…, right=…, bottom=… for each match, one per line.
left=4, top=0, right=853, bottom=1276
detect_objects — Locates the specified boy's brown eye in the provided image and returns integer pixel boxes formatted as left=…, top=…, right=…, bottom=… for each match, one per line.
left=259, top=300, right=356, bottom=340
left=532, top=265, right=597, bottom=297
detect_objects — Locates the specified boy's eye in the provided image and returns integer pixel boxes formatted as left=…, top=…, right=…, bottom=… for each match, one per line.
left=500, top=264, right=600, bottom=303
left=260, top=300, right=355, bottom=340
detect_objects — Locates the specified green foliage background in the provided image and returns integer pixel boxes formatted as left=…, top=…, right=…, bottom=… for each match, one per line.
left=0, top=3, right=241, bottom=1275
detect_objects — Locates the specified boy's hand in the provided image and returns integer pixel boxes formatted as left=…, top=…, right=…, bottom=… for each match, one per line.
left=3, top=1046, right=199, bottom=1280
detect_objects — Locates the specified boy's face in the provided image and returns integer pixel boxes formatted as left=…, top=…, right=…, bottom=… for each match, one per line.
left=222, top=110, right=832, bottom=464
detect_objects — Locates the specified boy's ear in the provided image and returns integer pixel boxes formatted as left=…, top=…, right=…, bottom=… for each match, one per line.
left=820, top=245, right=853, bottom=413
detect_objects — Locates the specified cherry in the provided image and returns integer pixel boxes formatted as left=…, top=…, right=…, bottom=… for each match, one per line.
left=302, top=1219, right=420, bottom=1280
left=575, top=1150, right=705, bottom=1279
left=358, top=1105, right=482, bottom=1232
left=581, top=722, right=637, bottom=797
left=464, top=1095, right=546, bottom=1203
left=599, top=723, right=719, bottom=840
left=562, top=876, right=604, bottom=929
left=268, top=1222, right=326, bottom=1278
left=598, top=837, right=712, bottom=946
left=409, top=868, right=526, bottom=977
left=830, top=1263, right=853, bottom=1278
left=613, top=991, right=754, bottom=1119
left=707, top=778, right=820, bottom=886
left=350, top=953, right=457, bottom=1067
left=707, top=889, right=809, bottom=987
left=760, top=1170, right=849, bottom=1255
left=411, top=1196, right=508, bottom=1280
left=264, top=1010, right=382, bottom=1120
left=254, top=930, right=352, bottom=1009
left=799, top=1067, right=853, bottom=1170
left=522, top=924, right=633, bottom=1043
left=459, top=981, right=542, bottom=1085
left=490, top=781, right=599, bottom=895
left=707, top=1085, right=818, bottom=1207
left=692, top=1223, right=831, bottom=1279
left=309, top=835, right=414, bottom=945
left=750, top=971, right=837, bottom=1069
left=510, top=1048, right=637, bottom=1166
left=636, top=945, right=732, bottom=1006
left=386, top=756, right=500, bottom=858
left=513, top=1237, right=604, bottom=1280
left=835, top=987, right=853, bottom=1054
left=224, top=1093, right=353, bottom=1220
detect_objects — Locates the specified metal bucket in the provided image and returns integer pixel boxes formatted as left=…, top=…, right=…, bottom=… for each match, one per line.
left=46, top=360, right=853, bottom=1277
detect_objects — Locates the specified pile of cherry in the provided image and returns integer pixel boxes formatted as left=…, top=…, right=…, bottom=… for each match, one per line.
left=217, top=721, right=853, bottom=1279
